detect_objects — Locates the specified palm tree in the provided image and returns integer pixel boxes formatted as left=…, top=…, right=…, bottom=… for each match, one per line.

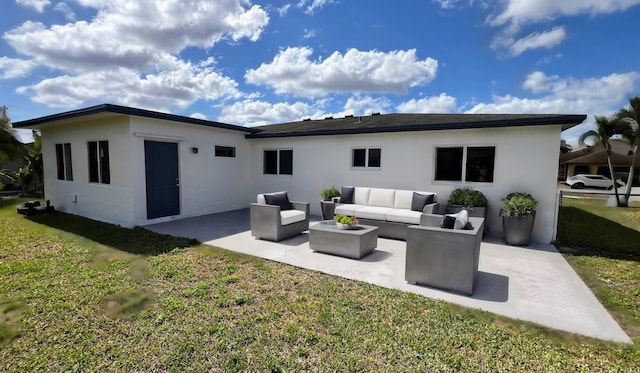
left=614, top=95, right=640, bottom=206
left=578, top=115, right=622, bottom=206
left=560, top=139, right=573, bottom=153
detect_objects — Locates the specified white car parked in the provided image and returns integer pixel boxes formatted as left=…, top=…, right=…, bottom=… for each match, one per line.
left=565, top=174, right=625, bottom=190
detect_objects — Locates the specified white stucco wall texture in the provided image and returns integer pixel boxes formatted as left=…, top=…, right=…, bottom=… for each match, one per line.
left=39, top=113, right=563, bottom=244
left=250, top=125, right=562, bottom=243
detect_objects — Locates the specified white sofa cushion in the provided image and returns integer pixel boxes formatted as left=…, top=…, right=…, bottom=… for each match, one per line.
left=280, top=209, right=306, bottom=225
left=394, top=190, right=414, bottom=210
left=354, top=187, right=371, bottom=205
left=356, top=206, right=393, bottom=220
left=368, top=188, right=396, bottom=208
left=386, top=209, right=422, bottom=224
left=334, top=204, right=364, bottom=216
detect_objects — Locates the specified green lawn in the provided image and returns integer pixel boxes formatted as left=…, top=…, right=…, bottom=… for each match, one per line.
left=556, top=197, right=640, bottom=342
left=1, top=198, right=639, bottom=371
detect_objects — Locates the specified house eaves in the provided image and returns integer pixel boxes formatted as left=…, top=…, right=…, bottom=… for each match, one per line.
left=13, top=103, right=256, bottom=134
left=563, top=150, right=640, bottom=166
left=245, top=113, right=587, bottom=139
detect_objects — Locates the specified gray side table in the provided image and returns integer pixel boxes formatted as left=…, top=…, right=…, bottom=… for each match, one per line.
left=309, top=221, right=378, bottom=259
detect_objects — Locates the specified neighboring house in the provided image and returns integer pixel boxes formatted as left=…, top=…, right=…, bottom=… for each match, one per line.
left=560, top=140, right=640, bottom=185
left=15, top=104, right=586, bottom=243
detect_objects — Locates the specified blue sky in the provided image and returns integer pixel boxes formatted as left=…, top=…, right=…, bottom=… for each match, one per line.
left=1, top=0, right=639, bottom=144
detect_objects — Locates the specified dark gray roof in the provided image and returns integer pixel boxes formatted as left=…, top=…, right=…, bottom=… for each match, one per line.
left=14, top=104, right=586, bottom=138
left=13, top=103, right=254, bottom=134
left=247, top=113, right=587, bottom=138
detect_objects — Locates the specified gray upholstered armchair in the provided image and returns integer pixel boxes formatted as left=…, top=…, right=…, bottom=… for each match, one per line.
left=250, top=191, right=310, bottom=241
left=405, top=213, right=485, bottom=295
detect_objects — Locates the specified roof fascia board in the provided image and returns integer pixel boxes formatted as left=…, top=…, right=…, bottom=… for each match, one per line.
left=245, top=115, right=587, bottom=139
left=14, top=103, right=256, bottom=134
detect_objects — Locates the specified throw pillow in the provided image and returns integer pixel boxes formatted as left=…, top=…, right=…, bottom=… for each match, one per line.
left=441, top=215, right=456, bottom=229
left=411, top=192, right=434, bottom=212
left=339, top=186, right=355, bottom=204
left=452, top=209, right=468, bottom=230
left=264, top=192, right=294, bottom=210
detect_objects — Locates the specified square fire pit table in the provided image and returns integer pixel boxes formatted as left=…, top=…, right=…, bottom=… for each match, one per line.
left=309, top=221, right=378, bottom=259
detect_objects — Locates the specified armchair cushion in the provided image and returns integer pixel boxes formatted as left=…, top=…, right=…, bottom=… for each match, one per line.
left=280, top=209, right=306, bottom=225
left=339, top=186, right=355, bottom=204
left=411, top=192, right=434, bottom=211
left=264, top=191, right=294, bottom=211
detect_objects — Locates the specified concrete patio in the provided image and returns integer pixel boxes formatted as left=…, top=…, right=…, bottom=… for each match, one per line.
left=147, top=209, right=631, bottom=343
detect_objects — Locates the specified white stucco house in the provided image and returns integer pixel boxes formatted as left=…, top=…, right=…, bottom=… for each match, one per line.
left=14, top=104, right=586, bottom=243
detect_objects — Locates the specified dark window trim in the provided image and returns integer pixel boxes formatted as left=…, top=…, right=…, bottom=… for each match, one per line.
left=88, top=140, right=111, bottom=184
left=351, top=147, right=382, bottom=169
left=434, top=145, right=495, bottom=183
left=215, top=145, right=236, bottom=158
left=263, top=149, right=293, bottom=175
left=55, top=143, right=73, bottom=181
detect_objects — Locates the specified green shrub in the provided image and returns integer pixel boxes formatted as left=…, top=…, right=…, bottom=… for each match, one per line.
left=501, top=192, right=537, bottom=217
left=321, top=186, right=341, bottom=200
left=448, top=187, right=488, bottom=207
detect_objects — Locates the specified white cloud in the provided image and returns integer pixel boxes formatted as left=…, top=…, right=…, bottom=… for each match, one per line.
left=342, top=96, right=391, bottom=116
left=433, top=0, right=488, bottom=9
left=297, top=0, right=336, bottom=14
left=397, top=93, right=457, bottom=113
left=3, top=0, right=267, bottom=110
left=490, top=0, right=640, bottom=27
left=17, top=57, right=241, bottom=110
left=508, top=27, right=566, bottom=57
left=54, top=2, right=76, bottom=21
left=4, top=1, right=269, bottom=71
left=0, top=57, right=37, bottom=79
left=190, top=113, right=207, bottom=120
left=466, top=71, right=639, bottom=115
left=278, top=4, right=291, bottom=17
left=303, top=28, right=317, bottom=38
left=219, top=100, right=311, bottom=126
left=245, top=47, right=438, bottom=98
left=16, top=0, right=50, bottom=12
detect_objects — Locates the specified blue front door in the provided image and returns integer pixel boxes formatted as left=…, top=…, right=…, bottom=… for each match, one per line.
left=145, top=140, right=180, bottom=219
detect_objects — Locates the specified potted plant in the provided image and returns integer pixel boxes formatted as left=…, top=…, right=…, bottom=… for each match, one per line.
left=446, top=187, right=489, bottom=230
left=500, top=192, right=537, bottom=246
left=320, top=186, right=341, bottom=220
left=321, top=186, right=341, bottom=201
left=333, top=214, right=358, bottom=229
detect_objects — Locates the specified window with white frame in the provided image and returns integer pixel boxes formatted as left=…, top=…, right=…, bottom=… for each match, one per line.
left=55, top=143, right=73, bottom=181
left=435, top=146, right=495, bottom=183
left=88, top=140, right=110, bottom=184
left=263, top=149, right=293, bottom=175
left=352, top=147, right=381, bottom=168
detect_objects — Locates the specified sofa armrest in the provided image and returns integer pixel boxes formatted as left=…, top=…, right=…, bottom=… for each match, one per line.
left=422, top=202, right=440, bottom=214
left=250, top=203, right=282, bottom=225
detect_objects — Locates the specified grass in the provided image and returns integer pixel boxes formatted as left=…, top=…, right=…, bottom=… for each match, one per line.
left=1, top=198, right=639, bottom=371
left=556, top=197, right=640, bottom=342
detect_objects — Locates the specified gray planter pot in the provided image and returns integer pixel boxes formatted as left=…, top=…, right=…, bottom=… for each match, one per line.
left=320, top=200, right=336, bottom=220
left=445, top=205, right=489, bottom=233
left=502, top=212, right=535, bottom=246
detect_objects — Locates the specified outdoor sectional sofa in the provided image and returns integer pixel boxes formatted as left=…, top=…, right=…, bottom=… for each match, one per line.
left=334, top=186, right=439, bottom=240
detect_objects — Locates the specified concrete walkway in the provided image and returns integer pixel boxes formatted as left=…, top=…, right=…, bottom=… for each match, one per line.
left=147, top=209, right=631, bottom=343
